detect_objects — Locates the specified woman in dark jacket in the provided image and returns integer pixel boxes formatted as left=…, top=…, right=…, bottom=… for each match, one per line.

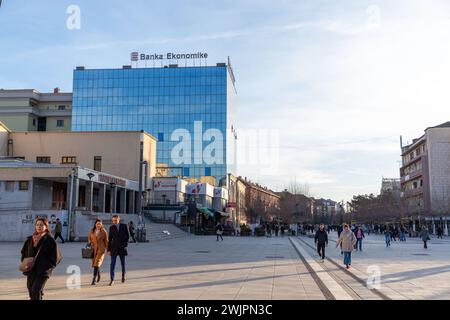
left=21, top=218, right=58, bottom=300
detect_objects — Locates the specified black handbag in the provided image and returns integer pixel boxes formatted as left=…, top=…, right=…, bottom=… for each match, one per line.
left=81, top=243, right=94, bottom=259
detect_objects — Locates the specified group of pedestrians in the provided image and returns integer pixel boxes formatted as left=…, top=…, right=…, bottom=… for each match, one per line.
left=314, top=221, right=441, bottom=270
left=20, top=214, right=134, bottom=300
left=314, top=223, right=357, bottom=269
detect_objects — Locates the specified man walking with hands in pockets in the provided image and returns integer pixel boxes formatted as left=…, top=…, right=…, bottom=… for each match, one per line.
left=108, top=215, right=130, bottom=286
left=315, top=223, right=328, bottom=262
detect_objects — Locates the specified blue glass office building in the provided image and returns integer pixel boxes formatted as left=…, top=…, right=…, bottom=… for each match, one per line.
left=71, top=63, right=237, bottom=185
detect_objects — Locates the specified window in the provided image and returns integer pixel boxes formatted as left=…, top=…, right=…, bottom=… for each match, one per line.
left=183, top=167, right=190, bottom=177
left=5, top=181, right=14, bottom=192
left=36, top=157, right=51, bottom=164
left=58, top=105, right=66, bottom=110
left=62, top=156, right=77, bottom=164
left=57, top=120, right=65, bottom=127
left=19, top=181, right=29, bottom=191
left=205, top=167, right=211, bottom=176
left=158, top=132, right=164, bottom=142
left=94, top=156, right=102, bottom=172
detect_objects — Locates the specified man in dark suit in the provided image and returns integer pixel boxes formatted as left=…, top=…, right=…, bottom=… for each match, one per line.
left=108, top=215, right=130, bottom=286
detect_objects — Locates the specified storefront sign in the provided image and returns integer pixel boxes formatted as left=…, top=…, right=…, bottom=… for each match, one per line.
left=153, top=178, right=183, bottom=192
left=98, top=174, right=126, bottom=187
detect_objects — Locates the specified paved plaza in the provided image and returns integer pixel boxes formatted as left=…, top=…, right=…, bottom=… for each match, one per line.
left=0, top=233, right=449, bottom=300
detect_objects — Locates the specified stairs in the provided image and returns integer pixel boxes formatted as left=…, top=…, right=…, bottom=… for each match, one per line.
left=143, top=217, right=190, bottom=242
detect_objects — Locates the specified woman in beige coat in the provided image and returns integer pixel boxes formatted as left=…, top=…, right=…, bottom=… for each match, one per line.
left=336, top=224, right=357, bottom=269
left=88, top=219, right=108, bottom=285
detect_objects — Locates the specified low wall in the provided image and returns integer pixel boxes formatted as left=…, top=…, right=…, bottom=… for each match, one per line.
left=146, top=209, right=178, bottom=222
left=0, top=210, right=139, bottom=242
left=72, top=211, right=139, bottom=241
left=0, top=210, right=68, bottom=241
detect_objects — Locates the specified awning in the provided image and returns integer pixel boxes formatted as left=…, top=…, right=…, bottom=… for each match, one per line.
left=199, top=207, right=215, bottom=217
left=216, top=211, right=231, bottom=217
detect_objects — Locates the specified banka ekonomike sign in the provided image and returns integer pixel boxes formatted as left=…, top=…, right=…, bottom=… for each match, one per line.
left=131, top=51, right=208, bottom=62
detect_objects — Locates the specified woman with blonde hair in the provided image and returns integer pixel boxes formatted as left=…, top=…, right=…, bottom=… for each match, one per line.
left=88, top=219, right=108, bottom=285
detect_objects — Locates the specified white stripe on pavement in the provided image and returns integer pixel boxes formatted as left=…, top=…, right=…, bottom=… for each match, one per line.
left=290, top=237, right=353, bottom=300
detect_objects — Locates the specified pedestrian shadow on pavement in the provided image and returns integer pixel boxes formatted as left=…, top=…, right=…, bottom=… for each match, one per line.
left=86, top=272, right=303, bottom=299
left=381, top=264, right=450, bottom=284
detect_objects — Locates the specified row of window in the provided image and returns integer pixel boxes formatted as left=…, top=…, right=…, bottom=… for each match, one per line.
left=74, top=77, right=227, bottom=88
left=1, top=181, right=29, bottom=191
left=31, top=119, right=65, bottom=127
left=36, top=156, right=101, bottom=171
left=74, top=67, right=226, bottom=80
left=74, top=87, right=227, bottom=99
left=404, top=144, right=426, bottom=163
left=73, top=95, right=227, bottom=107
left=72, top=115, right=227, bottom=125
left=73, top=104, right=227, bottom=115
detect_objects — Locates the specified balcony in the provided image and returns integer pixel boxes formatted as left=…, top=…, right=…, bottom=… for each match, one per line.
left=400, top=170, right=423, bottom=184
left=402, top=187, right=424, bottom=198
left=401, top=154, right=422, bottom=169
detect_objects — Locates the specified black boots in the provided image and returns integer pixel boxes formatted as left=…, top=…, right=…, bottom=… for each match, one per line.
left=122, top=273, right=126, bottom=283
left=92, top=267, right=100, bottom=285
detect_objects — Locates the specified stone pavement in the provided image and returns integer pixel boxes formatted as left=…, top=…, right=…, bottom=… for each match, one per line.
left=0, top=236, right=326, bottom=300
left=1, top=233, right=449, bottom=300
left=299, top=233, right=450, bottom=300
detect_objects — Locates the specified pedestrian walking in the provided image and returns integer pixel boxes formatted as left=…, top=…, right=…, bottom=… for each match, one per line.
left=337, top=223, right=344, bottom=254
left=216, top=222, right=224, bottom=241
left=20, top=218, right=60, bottom=300
left=128, top=221, right=137, bottom=243
left=336, top=224, right=356, bottom=269
left=107, top=215, right=130, bottom=286
left=384, top=228, right=391, bottom=247
left=88, top=219, right=108, bottom=285
left=314, top=224, right=328, bottom=262
left=53, top=218, right=65, bottom=243
left=437, top=226, right=443, bottom=239
left=354, top=226, right=365, bottom=251
left=337, top=224, right=343, bottom=238
left=420, top=227, right=430, bottom=249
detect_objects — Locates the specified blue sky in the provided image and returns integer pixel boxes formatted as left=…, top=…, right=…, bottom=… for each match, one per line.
left=2, top=0, right=450, bottom=202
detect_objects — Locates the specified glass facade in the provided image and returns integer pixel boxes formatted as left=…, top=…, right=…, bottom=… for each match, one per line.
left=72, top=65, right=237, bottom=185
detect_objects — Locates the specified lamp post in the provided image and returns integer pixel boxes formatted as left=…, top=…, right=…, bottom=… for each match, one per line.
left=109, top=182, right=116, bottom=216
left=162, top=194, right=167, bottom=221
left=137, top=131, right=144, bottom=223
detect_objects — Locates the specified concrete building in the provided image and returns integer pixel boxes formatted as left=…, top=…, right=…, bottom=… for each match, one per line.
left=4, top=130, right=156, bottom=182
left=400, top=122, right=450, bottom=233
left=0, top=122, right=157, bottom=241
left=0, top=88, right=72, bottom=132
left=151, top=177, right=188, bottom=205
left=0, top=159, right=140, bottom=241
left=185, top=182, right=215, bottom=209
left=237, top=177, right=280, bottom=223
